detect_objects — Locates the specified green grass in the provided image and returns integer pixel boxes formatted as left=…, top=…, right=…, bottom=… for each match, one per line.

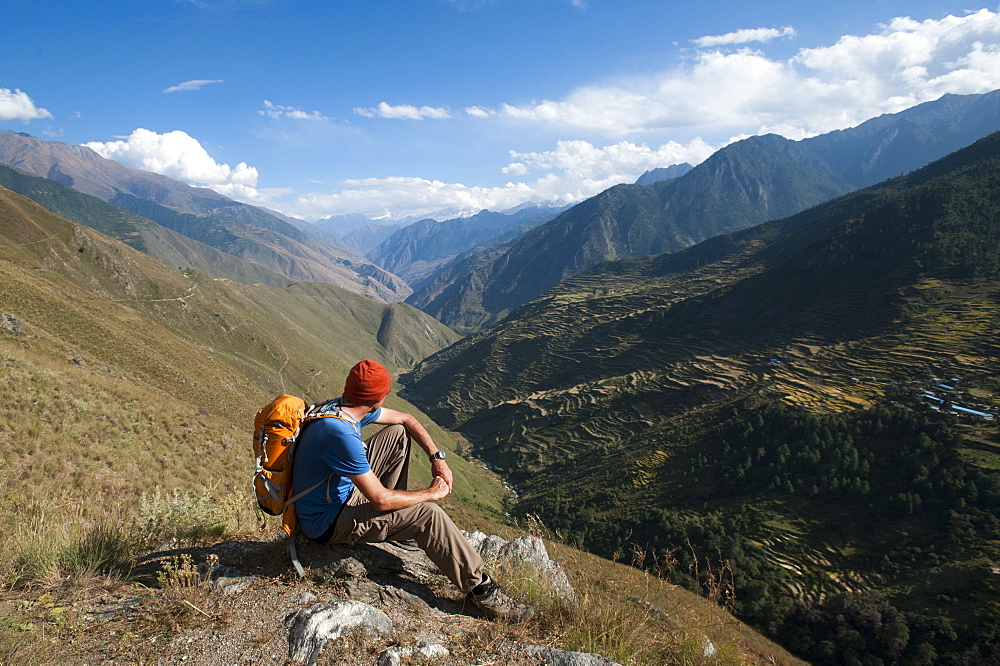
left=4, top=508, right=135, bottom=587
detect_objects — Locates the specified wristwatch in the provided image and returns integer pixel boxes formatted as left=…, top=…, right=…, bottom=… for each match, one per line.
left=429, top=450, right=447, bottom=461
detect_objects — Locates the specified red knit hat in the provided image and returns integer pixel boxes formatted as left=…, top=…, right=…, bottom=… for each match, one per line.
left=343, top=359, right=392, bottom=404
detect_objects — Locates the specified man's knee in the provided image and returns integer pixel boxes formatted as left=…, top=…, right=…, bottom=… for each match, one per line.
left=367, top=423, right=409, bottom=449
left=407, top=501, right=448, bottom=529
left=382, top=423, right=407, bottom=439
left=410, top=499, right=441, bottom=518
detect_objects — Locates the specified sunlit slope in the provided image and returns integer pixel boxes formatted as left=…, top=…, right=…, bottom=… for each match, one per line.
left=0, top=184, right=459, bottom=398
left=0, top=185, right=502, bottom=514
left=402, top=130, right=1000, bottom=666
left=0, top=163, right=293, bottom=287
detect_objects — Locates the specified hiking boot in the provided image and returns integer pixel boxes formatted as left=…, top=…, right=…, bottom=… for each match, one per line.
left=467, top=579, right=533, bottom=624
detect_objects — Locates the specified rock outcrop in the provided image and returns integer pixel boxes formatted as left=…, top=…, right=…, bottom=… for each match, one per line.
left=378, top=642, right=451, bottom=666
left=285, top=600, right=393, bottom=665
left=523, top=644, right=623, bottom=665
left=464, top=531, right=577, bottom=604
left=79, top=533, right=633, bottom=665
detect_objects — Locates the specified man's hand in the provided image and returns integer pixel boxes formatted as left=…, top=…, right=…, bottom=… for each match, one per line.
left=432, top=458, right=454, bottom=490
left=427, top=475, right=451, bottom=501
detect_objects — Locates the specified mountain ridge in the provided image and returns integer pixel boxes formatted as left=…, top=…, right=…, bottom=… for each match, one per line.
left=634, top=162, right=694, bottom=185
left=0, top=131, right=411, bottom=301
left=408, top=90, right=1000, bottom=333
left=0, top=162, right=295, bottom=287
left=367, top=204, right=564, bottom=287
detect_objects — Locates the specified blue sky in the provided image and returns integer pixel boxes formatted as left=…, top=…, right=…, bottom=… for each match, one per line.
left=3, top=1, right=1000, bottom=222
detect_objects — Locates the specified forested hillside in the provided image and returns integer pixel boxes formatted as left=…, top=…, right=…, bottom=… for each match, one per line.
left=403, top=133, right=1000, bottom=664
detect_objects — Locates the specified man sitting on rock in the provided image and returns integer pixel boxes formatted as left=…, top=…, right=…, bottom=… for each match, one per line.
left=292, top=359, right=533, bottom=624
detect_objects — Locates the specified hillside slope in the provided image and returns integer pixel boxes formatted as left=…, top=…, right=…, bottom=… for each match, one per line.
left=403, top=134, right=1000, bottom=664
left=0, top=183, right=473, bottom=500
left=409, top=90, right=1000, bottom=333
left=0, top=163, right=294, bottom=287
left=0, top=183, right=459, bottom=392
left=0, top=131, right=411, bottom=301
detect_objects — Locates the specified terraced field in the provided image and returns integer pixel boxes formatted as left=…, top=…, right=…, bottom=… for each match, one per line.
left=753, top=520, right=877, bottom=604
left=410, top=251, right=1000, bottom=609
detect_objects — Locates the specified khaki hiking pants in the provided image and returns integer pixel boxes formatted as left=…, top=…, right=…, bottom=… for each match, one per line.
left=324, top=424, right=485, bottom=593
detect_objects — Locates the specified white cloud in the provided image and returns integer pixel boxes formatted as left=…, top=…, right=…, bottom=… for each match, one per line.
left=354, top=102, right=452, bottom=120
left=83, top=128, right=266, bottom=202
left=506, top=138, right=714, bottom=186
left=163, top=79, right=223, bottom=93
left=78, top=10, right=1000, bottom=223
left=497, top=9, right=1000, bottom=138
left=277, top=137, right=715, bottom=221
left=464, top=105, right=493, bottom=118
left=501, top=162, right=529, bottom=176
left=260, top=100, right=330, bottom=120
left=0, top=88, right=52, bottom=122
left=286, top=176, right=538, bottom=220
left=794, top=10, right=1000, bottom=102
left=693, top=26, right=796, bottom=48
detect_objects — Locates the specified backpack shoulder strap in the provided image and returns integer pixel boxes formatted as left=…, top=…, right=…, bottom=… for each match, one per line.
left=284, top=401, right=359, bottom=505
left=302, top=398, right=361, bottom=435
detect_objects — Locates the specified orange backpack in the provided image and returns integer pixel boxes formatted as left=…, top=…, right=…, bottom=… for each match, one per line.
left=253, top=394, right=354, bottom=574
left=253, top=395, right=306, bottom=528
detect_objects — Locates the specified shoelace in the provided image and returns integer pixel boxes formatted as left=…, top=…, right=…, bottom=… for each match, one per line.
left=479, top=586, right=523, bottom=610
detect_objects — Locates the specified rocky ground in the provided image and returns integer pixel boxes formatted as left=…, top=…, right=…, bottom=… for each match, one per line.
left=7, top=530, right=626, bottom=666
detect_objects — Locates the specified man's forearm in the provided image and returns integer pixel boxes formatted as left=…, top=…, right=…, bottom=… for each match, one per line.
left=402, top=413, right=439, bottom=456
left=367, top=485, right=440, bottom=512
left=377, top=408, right=454, bottom=487
left=351, top=470, right=449, bottom=511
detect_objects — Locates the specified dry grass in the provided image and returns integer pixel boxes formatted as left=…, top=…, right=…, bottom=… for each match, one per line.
left=500, top=549, right=746, bottom=665
left=0, top=341, right=258, bottom=590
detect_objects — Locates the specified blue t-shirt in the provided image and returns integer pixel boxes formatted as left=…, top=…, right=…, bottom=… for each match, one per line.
left=292, top=401, right=382, bottom=539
